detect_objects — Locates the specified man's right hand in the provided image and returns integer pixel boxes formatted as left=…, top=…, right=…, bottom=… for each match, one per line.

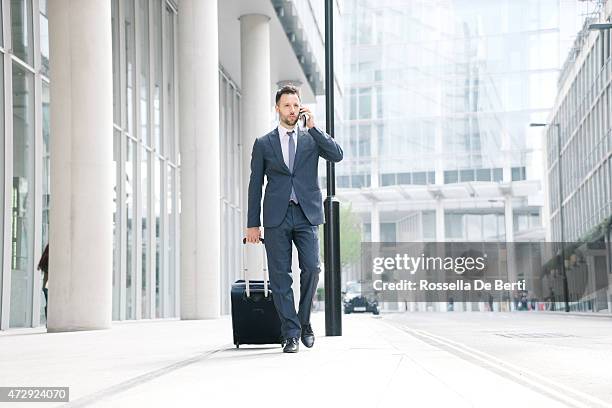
left=245, top=227, right=262, bottom=243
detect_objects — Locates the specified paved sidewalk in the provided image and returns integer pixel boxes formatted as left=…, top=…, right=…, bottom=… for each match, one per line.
left=0, top=312, right=589, bottom=408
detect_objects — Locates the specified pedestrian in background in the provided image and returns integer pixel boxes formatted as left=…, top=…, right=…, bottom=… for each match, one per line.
left=37, top=244, right=49, bottom=321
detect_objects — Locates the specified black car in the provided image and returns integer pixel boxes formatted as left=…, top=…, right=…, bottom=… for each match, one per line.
left=343, top=281, right=379, bottom=315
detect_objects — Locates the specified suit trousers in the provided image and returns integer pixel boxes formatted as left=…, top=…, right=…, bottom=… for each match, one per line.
left=264, top=201, right=320, bottom=339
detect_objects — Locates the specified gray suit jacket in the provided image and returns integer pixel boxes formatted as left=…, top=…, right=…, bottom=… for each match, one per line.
left=247, top=126, right=343, bottom=228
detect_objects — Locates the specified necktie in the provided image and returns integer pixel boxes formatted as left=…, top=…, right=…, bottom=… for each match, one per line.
left=288, top=131, right=298, bottom=204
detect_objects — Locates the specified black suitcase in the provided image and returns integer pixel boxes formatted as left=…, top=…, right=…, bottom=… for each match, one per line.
left=231, top=238, right=282, bottom=348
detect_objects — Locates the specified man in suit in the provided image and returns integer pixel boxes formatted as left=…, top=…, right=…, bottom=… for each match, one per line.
left=245, top=85, right=343, bottom=353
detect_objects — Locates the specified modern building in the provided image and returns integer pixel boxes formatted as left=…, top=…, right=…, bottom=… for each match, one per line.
left=329, top=0, right=605, bottom=313
left=542, top=0, right=612, bottom=312
left=334, top=0, right=588, bottom=282
left=0, top=0, right=341, bottom=331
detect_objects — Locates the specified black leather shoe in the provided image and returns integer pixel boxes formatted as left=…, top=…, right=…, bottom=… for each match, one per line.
left=283, top=337, right=299, bottom=353
left=301, top=324, right=315, bottom=348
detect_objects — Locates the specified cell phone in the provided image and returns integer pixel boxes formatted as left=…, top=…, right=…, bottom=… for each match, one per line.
left=299, top=108, right=308, bottom=128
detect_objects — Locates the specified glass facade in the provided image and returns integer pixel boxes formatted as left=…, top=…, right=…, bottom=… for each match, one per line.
left=548, top=18, right=612, bottom=242
left=0, top=0, right=48, bottom=330
left=111, top=0, right=179, bottom=320
left=1, top=0, right=249, bottom=328
left=338, top=0, right=566, bottom=242
left=219, top=70, right=242, bottom=315
left=10, top=63, right=35, bottom=328
left=1, top=0, right=184, bottom=329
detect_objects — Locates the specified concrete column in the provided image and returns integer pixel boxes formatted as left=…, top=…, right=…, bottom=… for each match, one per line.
left=370, top=201, right=380, bottom=242
left=504, top=197, right=515, bottom=243
left=240, top=14, right=271, bottom=279
left=585, top=255, right=596, bottom=312
left=178, top=0, right=221, bottom=319
left=47, top=0, right=113, bottom=331
left=434, top=123, right=444, bottom=185
left=371, top=124, right=379, bottom=189
left=434, top=201, right=446, bottom=308
left=505, top=196, right=518, bottom=287
left=435, top=199, right=445, bottom=241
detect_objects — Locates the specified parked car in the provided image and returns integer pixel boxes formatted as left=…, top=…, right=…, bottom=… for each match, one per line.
left=343, top=281, right=379, bottom=315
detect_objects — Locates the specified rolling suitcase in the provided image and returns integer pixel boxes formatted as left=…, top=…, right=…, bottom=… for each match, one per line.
left=231, top=237, right=282, bottom=348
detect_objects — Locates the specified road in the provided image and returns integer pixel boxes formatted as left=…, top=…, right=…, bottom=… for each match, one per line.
left=385, top=311, right=612, bottom=406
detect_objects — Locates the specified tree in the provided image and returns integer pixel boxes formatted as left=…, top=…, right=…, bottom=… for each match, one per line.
left=319, top=203, right=362, bottom=268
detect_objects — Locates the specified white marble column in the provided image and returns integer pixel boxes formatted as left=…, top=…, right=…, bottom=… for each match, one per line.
left=178, top=0, right=221, bottom=319
left=47, top=0, right=114, bottom=331
left=240, top=14, right=271, bottom=279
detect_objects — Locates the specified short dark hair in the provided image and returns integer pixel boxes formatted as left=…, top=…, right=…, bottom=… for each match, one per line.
left=275, top=85, right=301, bottom=105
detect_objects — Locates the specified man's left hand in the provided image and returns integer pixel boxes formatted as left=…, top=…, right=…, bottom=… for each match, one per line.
left=300, top=106, right=315, bottom=129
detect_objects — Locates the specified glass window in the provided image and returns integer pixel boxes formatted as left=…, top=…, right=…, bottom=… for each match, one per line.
left=10, top=64, right=35, bottom=328
left=108, top=0, right=177, bottom=321
left=141, top=147, right=149, bottom=318
left=514, top=214, right=529, bottom=232
left=139, top=0, right=149, bottom=146
left=358, top=87, right=371, bottom=119
left=422, top=211, right=436, bottom=240
left=39, top=0, right=49, bottom=77
left=466, top=214, right=482, bottom=240
left=380, top=223, right=396, bottom=242
left=351, top=174, right=365, bottom=188
left=412, top=172, right=426, bottom=185
left=476, top=168, right=491, bottom=181
left=152, top=0, right=162, bottom=152
left=460, top=169, right=475, bottom=182
left=126, top=140, right=135, bottom=319
left=397, top=172, right=411, bottom=185
left=164, top=3, right=175, bottom=162
left=349, top=88, right=357, bottom=120
left=483, top=214, right=498, bottom=239
left=112, top=130, right=120, bottom=320
left=232, top=93, right=240, bottom=203
left=444, top=170, right=458, bottom=184
left=125, top=0, right=135, bottom=136
left=531, top=213, right=541, bottom=229
left=358, top=125, right=371, bottom=156
left=154, top=158, right=161, bottom=318
left=381, top=173, right=395, bottom=186
left=445, top=213, right=464, bottom=239
left=11, top=0, right=34, bottom=65
left=39, top=85, right=49, bottom=325
left=41, top=82, right=49, bottom=246
left=427, top=171, right=435, bottom=184
left=167, top=165, right=176, bottom=317
left=492, top=168, right=503, bottom=182
left=338, top=175, right=350, bottom=188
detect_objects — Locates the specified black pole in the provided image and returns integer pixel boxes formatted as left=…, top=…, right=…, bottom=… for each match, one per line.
left=556, top=124, right=570, bottom=312
left=324, top=0, right=342, bottom=336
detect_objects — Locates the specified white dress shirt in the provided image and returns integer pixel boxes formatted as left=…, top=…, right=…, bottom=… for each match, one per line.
left=277, top=124, right=298, bottom=169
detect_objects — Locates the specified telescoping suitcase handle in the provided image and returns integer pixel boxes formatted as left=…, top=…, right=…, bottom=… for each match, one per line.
left=242, top=237, right=269, bottom=298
